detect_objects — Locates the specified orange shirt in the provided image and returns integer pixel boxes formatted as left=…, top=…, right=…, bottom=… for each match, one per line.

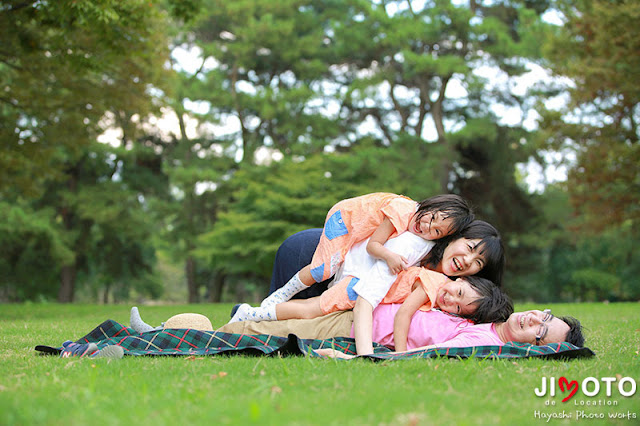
left=381, top=266, right=450, bottom=311
left=325, top=192, right=417, bottom=258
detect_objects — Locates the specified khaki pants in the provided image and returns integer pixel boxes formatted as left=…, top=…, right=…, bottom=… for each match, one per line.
left=216, top=311, right=354, bottom=339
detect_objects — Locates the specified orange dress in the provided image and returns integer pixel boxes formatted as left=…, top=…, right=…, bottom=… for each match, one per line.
left=318, top=266, right=447, bottom=314
left=381, top=267, right=449, bottom=311
left=309, top=192, right=417, bottom=283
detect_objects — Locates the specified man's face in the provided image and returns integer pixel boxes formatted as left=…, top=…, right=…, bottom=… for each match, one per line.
left=502, top=310, right=569, bottom=345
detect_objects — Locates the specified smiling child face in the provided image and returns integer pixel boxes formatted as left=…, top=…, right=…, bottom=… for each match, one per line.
left=435, top=278, right=481, bottom=316
left=411, top=211, right=455, bottom=241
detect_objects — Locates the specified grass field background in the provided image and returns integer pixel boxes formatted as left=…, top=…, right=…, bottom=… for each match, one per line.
left=1, top=302, right=638, bottom=425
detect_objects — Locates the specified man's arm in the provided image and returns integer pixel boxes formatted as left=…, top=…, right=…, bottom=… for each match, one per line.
left=393, top=285, right=428, bottom=352
left=389, top=344, right=438, bottom=354
left=315, top=344, right=438, bottom=359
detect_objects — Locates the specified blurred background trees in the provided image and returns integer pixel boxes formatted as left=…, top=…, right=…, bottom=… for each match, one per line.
left=1, top=0, right=637, bottom=303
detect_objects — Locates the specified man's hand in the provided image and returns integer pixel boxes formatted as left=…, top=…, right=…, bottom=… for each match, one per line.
left=314, top=348, right=355, bottom=359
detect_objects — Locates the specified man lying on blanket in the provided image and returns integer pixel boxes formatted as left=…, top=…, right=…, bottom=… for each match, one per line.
left=132, top=303, right=585, bottom=359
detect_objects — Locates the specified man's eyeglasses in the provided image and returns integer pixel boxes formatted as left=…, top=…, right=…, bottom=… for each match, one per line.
left=535, top=309, right=554, bottom=346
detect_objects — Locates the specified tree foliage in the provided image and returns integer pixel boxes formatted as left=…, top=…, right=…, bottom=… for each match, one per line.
left=0, top=0, right=171, bottom=197
left=0, top=202, right=73, bottom=301
left=540, top=0, right=640, bottom=233
left=1, top=0, right=636, bottom=303
left=195, top=141, right=443, bottom=296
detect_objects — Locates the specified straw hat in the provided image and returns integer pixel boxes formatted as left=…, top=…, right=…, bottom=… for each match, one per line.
left=163, top=313, right=214, bottom=331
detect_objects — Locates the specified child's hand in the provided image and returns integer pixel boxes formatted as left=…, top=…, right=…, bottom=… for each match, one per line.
left=385, top=253, right=408, bottom=274
left=394, top=285, right=428, bottom=352
left=314, top=348, right=355, bottom=359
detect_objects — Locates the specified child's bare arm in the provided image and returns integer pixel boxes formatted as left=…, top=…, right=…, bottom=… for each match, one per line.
left=366, top=218, right=408, bottom=274
left=393, top=285, right=429, bottom=352
left=353, top=296, right=375, bottom=355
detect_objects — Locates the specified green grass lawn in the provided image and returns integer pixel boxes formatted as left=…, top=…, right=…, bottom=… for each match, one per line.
left=1, top=302, right=638, bottom=425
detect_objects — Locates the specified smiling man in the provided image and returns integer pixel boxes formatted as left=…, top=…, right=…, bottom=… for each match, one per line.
left=311, top=306, right=584, bottom=359
left=211, top=303, right=584, bottom=359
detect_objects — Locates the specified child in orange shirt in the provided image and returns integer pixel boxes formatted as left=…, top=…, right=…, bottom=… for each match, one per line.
left=390, top=268, right=512, bottom=352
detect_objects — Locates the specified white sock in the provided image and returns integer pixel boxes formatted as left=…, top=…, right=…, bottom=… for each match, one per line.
left=228, top=304, right=252, bottom=324
left=130, top=307, right=161, bottom=333
left=228, top=303, right=277, bottom=323
left=260, top=272, right=309, bottom=307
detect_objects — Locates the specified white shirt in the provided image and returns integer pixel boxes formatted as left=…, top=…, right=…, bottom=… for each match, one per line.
left=332, top=232, right=434, bottom=308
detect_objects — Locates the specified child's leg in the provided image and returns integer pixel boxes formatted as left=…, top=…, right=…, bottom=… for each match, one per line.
left=260, top=265, right=315, bottom=308
left=262, top=204, right=354, bottom=308
left=229, top=297, right=322, bottom=323
left=230, top=276, right=358, bottom=324
left=228, top=303, right=277, bottom=323
left=275, top=297, right=323, bottom=320
left=306, top=204, right=353, bottom=283
left=317, top=276, right=360, bottom=315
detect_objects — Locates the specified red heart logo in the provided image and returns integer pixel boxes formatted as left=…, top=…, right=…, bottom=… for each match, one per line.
left=559, top=377, right=578, bottom=402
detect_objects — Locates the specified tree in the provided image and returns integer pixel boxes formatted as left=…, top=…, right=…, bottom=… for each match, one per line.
left=448, top=117, right=542, bottom=296
left=196, top=141, right=443, bottom=299
left=0, top=142, right=163, bottom=302
left=174, top=0, right=352, bottom=164
left=43, top=144, right=162, bottom=302
left=0, top=202, right=73, bottom=301
left=163, top=0, right=561, bottom=301
left=152, top=131, right=236, bottom=303
left=540, top=0, right=640, bottom=234
left=0, top=1, right=187, bottom=301
left=0, top=0, right=171, bottom=198
left=330, top=0, right=555, bottom=192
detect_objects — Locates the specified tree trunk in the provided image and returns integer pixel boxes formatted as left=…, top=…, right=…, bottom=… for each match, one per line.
left=58, top=264, right=76, bottom=303
left=208, top=271, right=227, bottom=303
left=185, top=256, right=199, bottom=303
left=103, top=283, right=110, bottom=304
left=437, top=140, right=454, bottom=193
left=431, top=76, right=453, bottom=193
left=58, top=169, right=79, bottom=303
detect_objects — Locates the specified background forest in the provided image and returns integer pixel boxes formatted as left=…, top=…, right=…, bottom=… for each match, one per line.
left=1, top=0, right=638, bottom=305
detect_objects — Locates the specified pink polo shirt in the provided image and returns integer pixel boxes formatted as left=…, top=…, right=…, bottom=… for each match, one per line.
left=357, top=304, right=505, bottom=350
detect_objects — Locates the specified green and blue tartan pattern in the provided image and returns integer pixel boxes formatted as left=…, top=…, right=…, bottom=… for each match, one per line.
left=35, top=320, right=595, bottom=360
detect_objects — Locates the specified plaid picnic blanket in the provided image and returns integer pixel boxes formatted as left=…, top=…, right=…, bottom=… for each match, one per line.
left=35, top=320, right=595, bottom=360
